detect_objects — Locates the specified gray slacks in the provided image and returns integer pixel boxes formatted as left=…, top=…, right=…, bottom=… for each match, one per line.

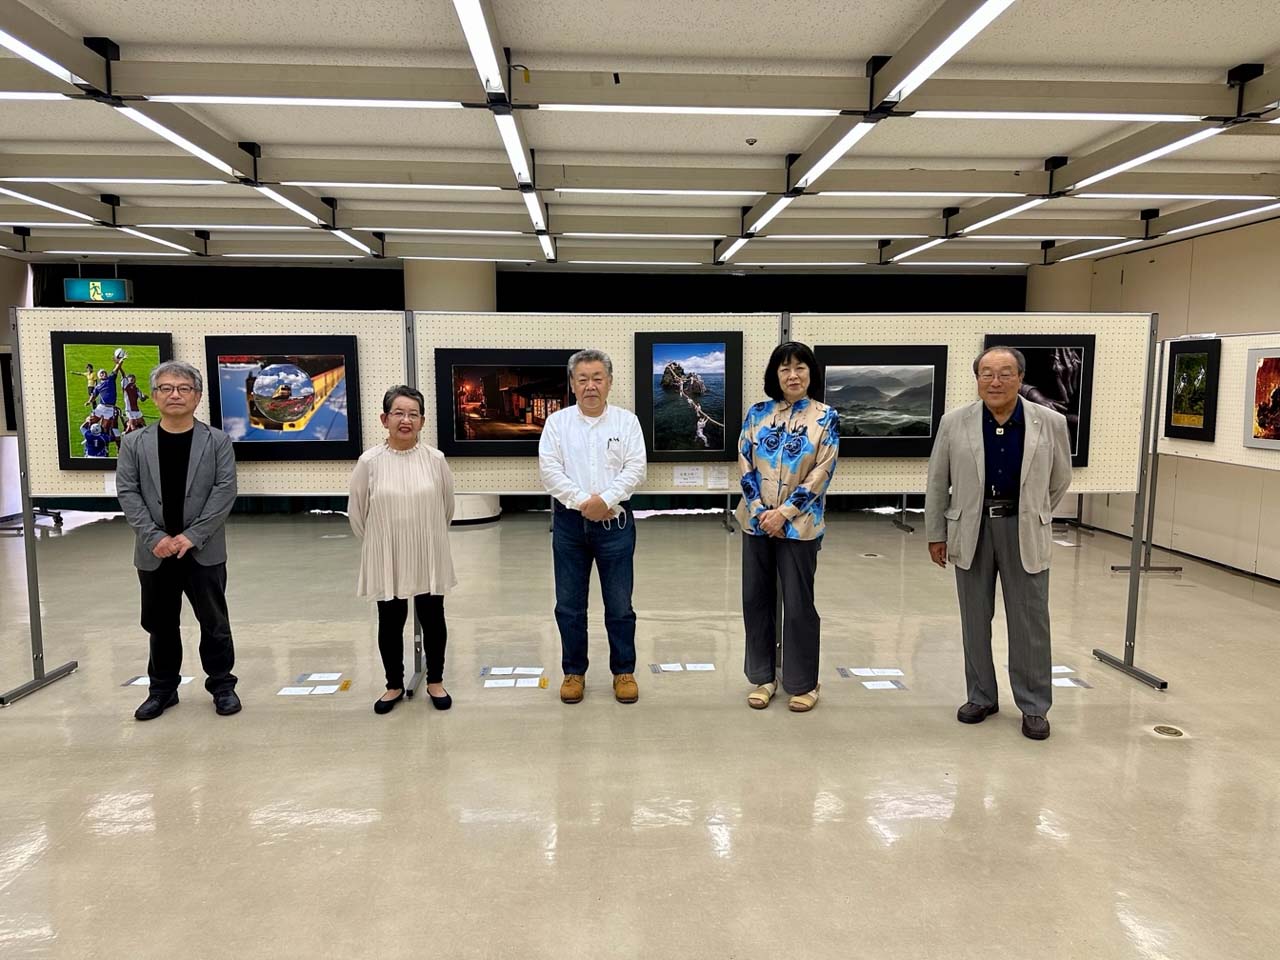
left=954, top=515, right=1053, bottom=716
left=742, top=534, right=821, bottom=695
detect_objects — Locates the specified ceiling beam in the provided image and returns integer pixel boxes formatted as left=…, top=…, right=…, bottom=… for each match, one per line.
left=0, top=0, right=109, bottom=92
left=1241, top=66, right=1280, bottom=116
left=900, top=78, right=1234, bottom=118
left=0, top=182, right=114, bottom=222
left=513, top=70, right=864, bottom=113
left=1148, top=198, right=1280, bottom=237
left=1052, top=121, right=1225, bottom=193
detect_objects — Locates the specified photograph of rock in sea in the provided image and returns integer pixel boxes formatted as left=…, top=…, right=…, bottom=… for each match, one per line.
left=635, top=331, right=743, bottom=462
left=815, top=344, right=948, bottom=457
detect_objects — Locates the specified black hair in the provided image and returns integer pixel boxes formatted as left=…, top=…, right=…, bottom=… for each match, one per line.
left=764, top=341, right=823, bottom=402
left=382, top=384, right=425, bottom=416
left=972, top=345, right=1026, bottom=377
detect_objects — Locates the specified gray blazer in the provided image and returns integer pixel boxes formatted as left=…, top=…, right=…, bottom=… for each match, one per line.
left=924, top=400, right=1072, bottom=574
left=116, top=421, right=238, bottom=571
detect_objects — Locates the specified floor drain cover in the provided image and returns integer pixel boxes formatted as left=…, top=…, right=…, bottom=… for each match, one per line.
left=1153, top=725, right=1184, bottom=737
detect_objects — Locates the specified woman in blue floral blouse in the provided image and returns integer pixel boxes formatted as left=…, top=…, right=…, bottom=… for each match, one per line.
left=735, top=341, right=839, bottom=712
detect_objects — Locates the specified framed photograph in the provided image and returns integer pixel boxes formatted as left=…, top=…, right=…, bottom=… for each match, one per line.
left=815, top=344, right=948, bottom=457
left=1, top=348, right=15, bottom=436
left=635, top=332, right=743, bottom=463
left=1163, top=338, right=1221, bottom=442
left=50, top=331, right=173, bottom=470
left=1244, top=347, right=1280, bottom=451
left=205, top=335, right=362, bottom=461
left=433, top=348, right=576, bottom=457
left=983, top=334, right=1096, bottom=467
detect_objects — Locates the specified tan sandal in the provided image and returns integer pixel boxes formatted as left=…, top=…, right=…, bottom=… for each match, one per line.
left=747, top=681, right=777, bottom=709
left=788, top=684, right=821, bottom=712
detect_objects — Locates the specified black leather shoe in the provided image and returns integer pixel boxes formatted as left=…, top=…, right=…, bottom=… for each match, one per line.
left=957, top=701, right=999, bottom=724
left=428, top=688, right=452, bottom=711
left=134, top=691, right=178, bottom=721
left=1021, top=714, right=1050, bottom=740
left=213, top=689, right=242, bottom=716
left=374, top=689, right=405, bottom=715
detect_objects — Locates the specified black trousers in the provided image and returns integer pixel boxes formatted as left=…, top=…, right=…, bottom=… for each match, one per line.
left=138, top=557, right=236, bottom=697
left=741, top=534, right=822, bottom=695
left=376, top=594, right=446, bottom=689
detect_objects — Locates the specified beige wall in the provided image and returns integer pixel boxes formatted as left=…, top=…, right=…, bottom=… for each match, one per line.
left=0, top=258, right=29, bottom=346
left=1026, top=216, right=1280, bottom=579
left=404, top=259, right=496, bottom=312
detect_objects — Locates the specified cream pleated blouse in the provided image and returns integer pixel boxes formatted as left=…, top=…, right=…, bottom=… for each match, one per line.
left=348, top=442, right=457, bottom=601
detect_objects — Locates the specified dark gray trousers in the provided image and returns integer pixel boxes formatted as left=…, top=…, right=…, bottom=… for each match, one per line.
left=742, top=534, right=821, bottom=695
left=954, top=515, right=1053, bottom=716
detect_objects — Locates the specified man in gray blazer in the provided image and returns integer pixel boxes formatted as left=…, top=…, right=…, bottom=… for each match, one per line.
left=925, top=345, right=1072, bottom=740
left=116, top=360, right=239, bottom=721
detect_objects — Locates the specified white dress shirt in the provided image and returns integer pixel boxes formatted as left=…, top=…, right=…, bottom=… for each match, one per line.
left=538, top=403, right=647, bottom=516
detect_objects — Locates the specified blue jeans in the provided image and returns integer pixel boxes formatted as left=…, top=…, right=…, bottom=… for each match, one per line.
left=552, top=504, right=637, bottom=675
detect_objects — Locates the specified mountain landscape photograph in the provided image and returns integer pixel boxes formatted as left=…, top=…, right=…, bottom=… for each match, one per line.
left=825, top=365, right=936, bottom=438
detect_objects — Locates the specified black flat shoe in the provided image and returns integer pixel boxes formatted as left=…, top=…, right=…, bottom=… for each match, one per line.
left=428, top=689, right=452, bottom=711
left=213, top=689, right=242, bottom=716
left=1021, top=714, right=1051, bottom=740
left=374, top=689, right=405, bottom=715
left=134, top=690, right=179, bottom=721
left=957, top=701, right=999, bottom=724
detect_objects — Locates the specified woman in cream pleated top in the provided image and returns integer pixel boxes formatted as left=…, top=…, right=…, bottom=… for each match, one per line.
left=348, top=385, right=457, bottom=715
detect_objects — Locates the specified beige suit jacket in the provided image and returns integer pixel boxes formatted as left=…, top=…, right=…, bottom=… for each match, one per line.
left=924, top=400, right=1072, bottom=574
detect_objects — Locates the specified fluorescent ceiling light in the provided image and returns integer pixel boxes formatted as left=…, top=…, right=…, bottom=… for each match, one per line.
left=958, top=197, right=1049, bottom=234
left=117, top=227, right=194, bottom=253
left=764, top=233, right=927, bottom=240
left=1075, top=192, right=1277, bottom=201
left=556, top=188, right=764, bottom=197
left=1058, top=240, right=1143, bottom=261
left=564, top=232, right=724, bottom=240
left=793, top=122, right=877, bottom=189
left=1164, top=201, right=1280, bottom=235
left=889, top=237, right=947, bottom=262
left=539, top=104, right=839, bottom=117
left=137, top=223, right=311, bottom=231
left=883, top=0, right=1018, bottom=103
left=283, top=181, right=500, bottom=191
left=1071, top=128, right=1224, bottom=190
left=899, top=261, right=1027, bottom=266
left=747, top=195, right=796, bottom=234
left=717, top=237, right=751, bottom=263
left=537, top=233, right=556, bottom=260
left=0, top=91, right=69, bottom=101
left=819, top=190, right=1024, bottom=198
left=148, top=95, right=462, bottom=109
left=255, top=186, right=327, bottom=225
left=521, top=191, right=547, bottom=230
left=451, top=0, right=506, bottom=95
left=400, top=256, right=534, bottom=263
left=568, top=260, right=702, bottom=266
left=494, top=113, right=532, bottom=184
left=0, top=28, right=86, bottom=85
left=964, top=234, right=1125, bottom=241
left=224, top=253, right=358, bottom=259
left=355, top=227, right=524, bottom=236
left=0, top=220, right=86, bottom=228
left=737, top=261, right=868, bottom=266
left=912, top=110, right=1203, bottom=122
left=115, top=107, right=239, bottom=177
left=1, top=177, right=227, bottom=186
left=0, top=185, right=96, bottom=221
left=331, top=230, right=375, bottom=255
left=43, top=250, right=187, bottom=257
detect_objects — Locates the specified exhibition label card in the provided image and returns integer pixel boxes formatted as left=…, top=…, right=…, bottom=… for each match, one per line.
left=489, top=667, right=514, bottom=675
left=126, top=676, right=194, bottom=686
left=310, top=685, right=340, bottom=695
left=1053, top=539, right=1077, bottom=547
left=659, top=663, right=683, bottom=672
left=672, top=466, right=705, bottom=488
left=1052, top=665, right=1074, bottom=674
left=707, top=465, right=731, bottom=490
left=515, top=677, right=541, bottom=688
left=484, top=678, right=516, bottom=688
left=304, top=672, right=343, bottom=682
left=871, top=668, right=904, bottom=676
left=862, top=680, right=903, bottom=690
left=685, top=663, right=715, bottom=671
left=278, top=687, right=313, bottom=696
left=514, top=667, right=544, bottom=675
left=1052, top=677, right=1092, bottom=688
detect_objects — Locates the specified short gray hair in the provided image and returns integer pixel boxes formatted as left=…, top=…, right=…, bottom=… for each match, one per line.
left=150, top=360, right=203, bottom=394
left=568, top=349, right=612, bottom=379
left=973, top=345, right=1026, bottom=377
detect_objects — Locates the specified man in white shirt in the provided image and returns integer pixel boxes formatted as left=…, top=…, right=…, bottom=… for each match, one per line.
left=539, top=349, right=648, bottom=705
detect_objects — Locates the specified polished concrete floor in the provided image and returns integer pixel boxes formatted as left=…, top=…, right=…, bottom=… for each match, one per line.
left=2, top=509, right=1278, bottom=959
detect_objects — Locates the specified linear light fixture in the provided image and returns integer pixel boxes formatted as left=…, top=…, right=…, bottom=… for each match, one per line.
left=254, top=186, right=327, bottom=225
left=717, top=237, right=751, bottom=263
left=2, top=177, right=228, bottom=186
left=354, top=227, right=525, bottom=236
left=889, top=237, right=947, bottom=261
left=764, top=233, right=928, bottom=240
left=883, top=0, right=1018, bottom=103
left=556, top=187, right=764, bottom=197
left=148, top=95, right=462, bottom=109
left=224, top=253, right=360, bottom=259
left=958, top=197, right=1049, bottom=234
left=563, top=232, right=725, bottom=240
left=521, top=191, right=547, bottom=231
left=494, top=113, right=532, bottom=184
left=913, top=110, right=1203, bottom=122
left=115, top=106, right=239, bottom=177
left=1075, top=192, right=1278, bottom=201
left=1071, top=128, right=1224, bottom=190
left=899, top=261, right=1027, bottom=266
left=0, top=91, right=70, bottom=101
left=0, top=220, right=86, bottom=227
left=737, top=261, right=868, bottom=266
left=117, top=227, right=194, bottom=253
left=282, top=181, right=501, bottom=191
left=0, top=185, right=96, bottom=221
left=1057, top=239, right=1143, bottom=261
left=747, top=195, right=797, bottom=234
left=567, top=260, right=703, bottom=266
left=450, top=0, right=506, bottom=95
left=537, top=233, right=556, bottom=260
left=964, top=234, right=1125, bottom=241
left=539, top=104, right=840, bottom=117
left=793, top=122, right=877, bottom=189
left=1164, top=201, right=1280, bottom=235
left=818, top=190, right=1024, bottom=198
left=0, top=28, right=86, bottom=85
left=43, top=250, right=187, bottom=257
left=137, top=223, right=311, bottom=231
left=400, top=256, right=535, bottom=263
left=332, top=230, right=375, bottom=255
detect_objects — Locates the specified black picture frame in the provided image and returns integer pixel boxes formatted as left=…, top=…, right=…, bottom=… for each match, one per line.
left=814, top=344, right=948, bottom=457
left=983, top=334, right=1096, bottom=467
left=1, top=350, right=15, bottom=434
left=635, top=331, right=743, bottom=463
left=1163, top=338, right=1221, bottom=442
left=205, top=334, right=362, bottom=462
left=433, top=348, right=576, bottom=457
left=50, top=330, right=174, bottom=471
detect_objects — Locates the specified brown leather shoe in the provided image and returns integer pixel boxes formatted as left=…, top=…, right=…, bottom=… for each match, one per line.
left=613, top=673, right=639, bottom=704
left=560, top=674, right=584, bottom=704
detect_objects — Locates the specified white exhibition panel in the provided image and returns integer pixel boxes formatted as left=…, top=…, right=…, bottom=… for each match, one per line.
left=789, top=313, right=1152, bottom=495
left=415, top=312, right=780, bottom=494
left=1157, top=331, right=1280, bottom=472
left=17, top=308, right=406, bottom=497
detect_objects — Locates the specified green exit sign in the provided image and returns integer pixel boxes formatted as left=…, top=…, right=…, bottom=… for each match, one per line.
left=63, top=278, right=133, bottom=303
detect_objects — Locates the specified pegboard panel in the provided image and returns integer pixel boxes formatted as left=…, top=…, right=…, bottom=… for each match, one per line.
left=789, top=313, right=1152, bottom=495
left=415, top=312, right=780, bottom=493
left=1158, top=332, right=1280, bottom=471
left=16, top=308, right=406, bottom=496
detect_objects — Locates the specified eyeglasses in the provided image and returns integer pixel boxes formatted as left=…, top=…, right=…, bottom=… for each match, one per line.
left=153, top=384, right=196, bottom=396
left=977, top=371, right=1019, bottom=383
left=387, top=411, right=422, bottom=421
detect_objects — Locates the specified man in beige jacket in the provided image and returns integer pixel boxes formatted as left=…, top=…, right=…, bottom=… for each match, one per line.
left=925, top=345, right=1072, bottom=740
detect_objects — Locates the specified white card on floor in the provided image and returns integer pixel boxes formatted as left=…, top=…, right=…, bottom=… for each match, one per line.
left=685, top=663, right=715, bottom=671
left=1053, top=539, right=1077, bottom=547
left=489, top=667, right=514, bottom=675
left=128, top=675, right=194, bottom=686
left=1052, top=665, right=1074, bottom=674
left=862, top=680, right=900, bottom=690
left=305, top=672, right=342, bottom=682
left=310, top=685, right=340, bottom=695
left=514, top=667, right=544, bottom=675
left=659, top=663, right=683, bottom=672
left=1053, top=677, right=1085, bottom=687
left=515, top=677, right=540, bottom=688
left=849, top=668, right=877, bottom=677
left=871, top=668, right=904, bottom=676
left=484, top=678, right=516, bottom=688
left=278, top=686, right=313, bottom=696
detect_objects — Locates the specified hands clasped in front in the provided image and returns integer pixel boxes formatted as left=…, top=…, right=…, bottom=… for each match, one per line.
left=757, top=509, right=787, bottom=538
left=579, top=494, right=613, bottom=522
left=151, top=533, right=195, bottom=559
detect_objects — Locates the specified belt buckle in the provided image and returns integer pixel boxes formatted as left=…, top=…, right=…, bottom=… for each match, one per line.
left=987, top=504, right=1000, bottom=518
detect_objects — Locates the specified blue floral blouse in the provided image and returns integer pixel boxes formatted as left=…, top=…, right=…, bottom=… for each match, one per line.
left=735, top=397, right=839, bottom=540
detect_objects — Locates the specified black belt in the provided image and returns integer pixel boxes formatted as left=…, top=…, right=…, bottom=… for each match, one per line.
left=982, top=499, right=1018, bottom=519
